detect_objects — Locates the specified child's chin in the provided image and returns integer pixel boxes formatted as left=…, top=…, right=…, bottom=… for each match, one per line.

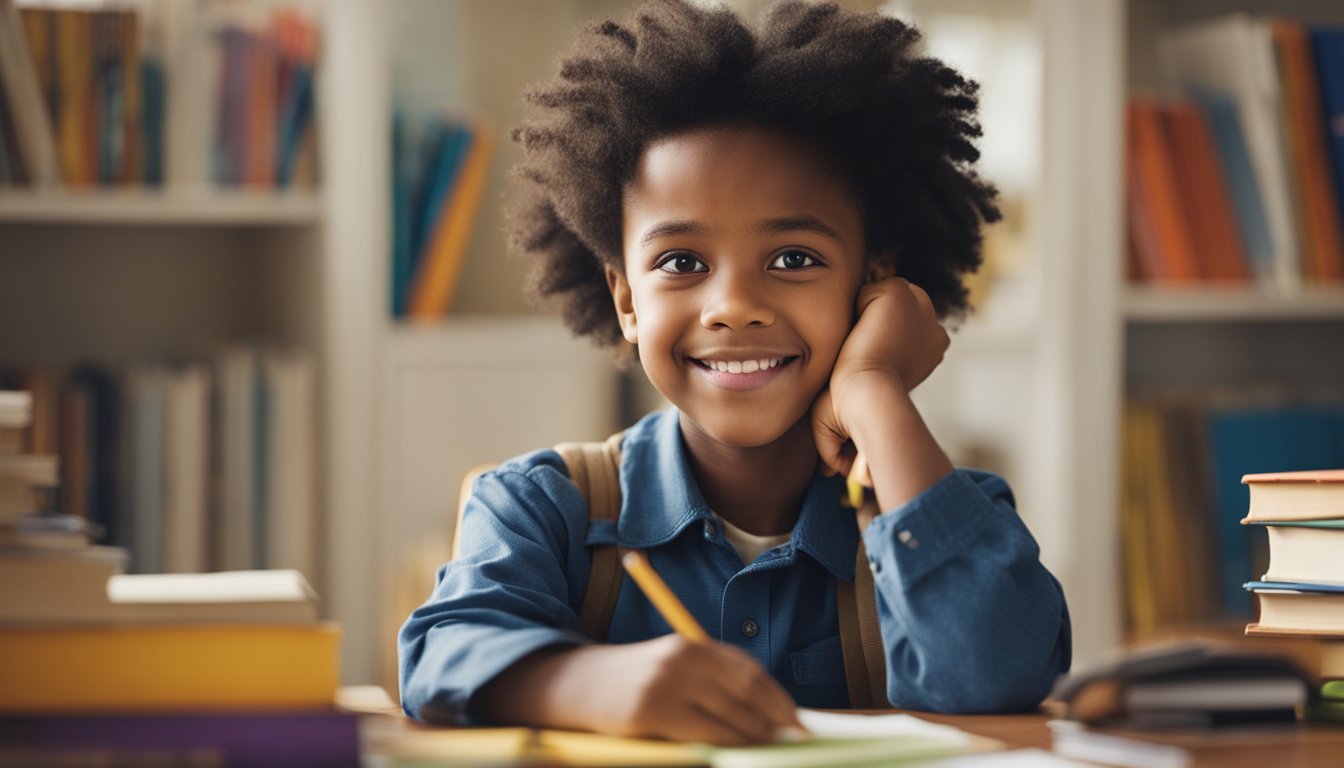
left=692, top=414, right=807, bottom=450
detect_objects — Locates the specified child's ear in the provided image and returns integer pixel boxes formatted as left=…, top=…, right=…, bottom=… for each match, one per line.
left=605, top=264, right=639, bottom=345
left=866, top=252, right=898, bottom=283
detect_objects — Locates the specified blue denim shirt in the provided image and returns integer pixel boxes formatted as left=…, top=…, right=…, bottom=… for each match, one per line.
left=399, top=409, right=1071, bottom=723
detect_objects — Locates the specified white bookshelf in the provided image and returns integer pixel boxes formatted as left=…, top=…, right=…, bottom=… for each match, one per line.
left=1123, top=286, right=1344, bottom=322
left=0, top=190, right=322, bottom=226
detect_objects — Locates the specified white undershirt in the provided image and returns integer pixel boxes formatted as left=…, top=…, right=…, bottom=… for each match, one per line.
left=716, top=514, right=792, bottom=565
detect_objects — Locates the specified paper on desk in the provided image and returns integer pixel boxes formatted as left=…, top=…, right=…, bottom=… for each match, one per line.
left=709, top=710, right=975, bottom=768
left=796, top=708, right=975, bottom=744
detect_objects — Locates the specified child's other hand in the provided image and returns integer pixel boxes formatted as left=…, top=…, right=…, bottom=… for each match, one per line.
left=586, top=634, right=804, bottom=745
left=811, top=278, right=948, bottom=478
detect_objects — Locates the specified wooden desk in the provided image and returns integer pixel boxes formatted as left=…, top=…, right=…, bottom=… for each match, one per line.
left=912, top=710, right=1344, bottom=768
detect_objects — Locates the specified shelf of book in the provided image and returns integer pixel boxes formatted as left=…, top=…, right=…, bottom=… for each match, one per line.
left=0, top=189, right=322, bottom=226
left=1123, top=286, right=1344, bottom=322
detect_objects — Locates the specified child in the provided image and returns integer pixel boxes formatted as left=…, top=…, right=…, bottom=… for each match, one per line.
left=399, top=0, right=1070, bottom=745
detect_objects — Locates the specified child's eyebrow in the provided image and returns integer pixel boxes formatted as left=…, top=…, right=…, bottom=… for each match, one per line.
left=636, top=215, right=844, bottom=247
left=757, top=216, right=844, bottom=244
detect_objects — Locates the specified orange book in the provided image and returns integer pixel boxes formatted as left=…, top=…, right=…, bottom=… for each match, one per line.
left=407, top=125, right=496, bottom=319
left=1273, top=21, right=1344, bottom=282
left=248, top=27, right=277, bottom=188
left=54, top=9, right=94, bottom=186
left=1127, top=98, right=1201, bottom=283
left=1162, top=102, right=1250, bottom=283
left=1126, top=116, right=1165, bottom=283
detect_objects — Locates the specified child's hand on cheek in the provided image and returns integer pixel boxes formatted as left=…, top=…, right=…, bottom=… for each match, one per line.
left=811, top=278, right=949, bottom=479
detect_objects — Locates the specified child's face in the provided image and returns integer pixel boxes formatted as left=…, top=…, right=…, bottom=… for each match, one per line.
left=609, top=125, right=866, bottom=448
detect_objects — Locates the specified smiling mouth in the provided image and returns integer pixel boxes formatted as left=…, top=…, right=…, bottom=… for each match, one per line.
left=690, top=356, right=799, bottom=374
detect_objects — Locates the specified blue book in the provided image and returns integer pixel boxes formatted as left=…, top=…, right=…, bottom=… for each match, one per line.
left=409, top=121, right=473, bottom=309
left=1311, top=27, right=1344, bottom=230
left=141, top=59, right=165, bottom=185
left=391, top=111, right=412, bottom=316
left=1206, top=405, right=1338, bottom=615
left=1187, top=87, right=1274, bottom=282
left=1246, top=580, right=1344, bottom=594
left=275, top=65, right=314, bottom=187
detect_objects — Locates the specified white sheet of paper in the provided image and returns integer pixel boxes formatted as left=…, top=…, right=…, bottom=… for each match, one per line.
left=795, top=708, right=974, bottom=745
left=915, top=748, right=1098, bottom=767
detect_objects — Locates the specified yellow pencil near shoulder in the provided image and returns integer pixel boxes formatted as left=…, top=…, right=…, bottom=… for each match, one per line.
left=620, top=550, right=710, bottom=644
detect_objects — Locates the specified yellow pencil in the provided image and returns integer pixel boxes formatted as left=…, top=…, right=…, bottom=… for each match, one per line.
left=847, top=451, right=870, bottom=510
left=620, top=550, right=710, bottom=644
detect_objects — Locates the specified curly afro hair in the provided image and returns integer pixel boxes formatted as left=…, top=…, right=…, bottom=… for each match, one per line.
left=509, top=0, right=1000, bottom=351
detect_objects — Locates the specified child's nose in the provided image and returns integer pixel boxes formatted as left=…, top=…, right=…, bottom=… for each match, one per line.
left=699, top=271, right=775, bottom=331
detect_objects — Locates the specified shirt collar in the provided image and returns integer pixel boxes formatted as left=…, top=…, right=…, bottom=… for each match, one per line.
left=616, top=409, right=858, bottom=581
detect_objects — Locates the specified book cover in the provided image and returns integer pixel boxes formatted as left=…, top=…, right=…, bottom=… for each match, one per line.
left=1207, top=406, right=1338, bottom=615
left=127, top=367, right=167, bottom=574
left=1314, top=27, right=1344, bottom=235
left=53, top=8, right=94, bottom=186
left=0, top=0, right=59, bottom=186
left=1188, top=87, right=1268, bottom=283
left=408, top=122, right=497, bottom=318
left=1161, top=15, right=1301, bottom=290
left=0, top=622, right=340, bottom=713
left=0, top=546, right=127, bottom=623
left=1246, top=582, right=1344, bottom=633
left=1127, top=98, right=1200, bottom=282
left=0, top=709, right=359, bottom=768
left=1272, top=20, right=1344, bottom=282
left=246, top=25, right=276, bottom=188
left=162, top=364, right=210, bottom=573
left=261, top=350, right=316, bottom=580
left=1241, top=468, right=1344, bottom=522
left=216, top=347, right=259, bottom=571
left=408, top=120, right=472, bottom=311
left=1162, top=101, right=1250, bottom=282
left=274, top=10, right=316, bottom=188
left=1245, top=521, right=1344, bottom=585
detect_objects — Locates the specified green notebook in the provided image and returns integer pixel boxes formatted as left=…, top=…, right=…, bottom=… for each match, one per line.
left=1307, top=699, right=1344, bottom=723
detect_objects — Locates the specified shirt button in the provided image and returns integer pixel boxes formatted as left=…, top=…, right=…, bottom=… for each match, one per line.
left=740, top=619, right=759, bottom=638
left=898, top=529, right=919, bottom=549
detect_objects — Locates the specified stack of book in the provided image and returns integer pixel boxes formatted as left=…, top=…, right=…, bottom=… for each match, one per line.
left=0, top=388, right=354, bottom=763
left=1242, top=469, right=1344, bottom=722
left=0, top=387, right=106, bottom=590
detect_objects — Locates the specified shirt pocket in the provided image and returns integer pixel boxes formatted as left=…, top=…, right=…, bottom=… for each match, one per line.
left=790, top=634, right=847, bottom=687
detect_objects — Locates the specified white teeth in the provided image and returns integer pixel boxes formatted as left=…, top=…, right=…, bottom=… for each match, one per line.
left=703, top=358, right=784, bottom=374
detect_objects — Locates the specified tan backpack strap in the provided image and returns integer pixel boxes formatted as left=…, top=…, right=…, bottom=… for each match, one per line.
left=555, top=431, right=626, bottom=642
left=837, top=496, right=891, bottom=708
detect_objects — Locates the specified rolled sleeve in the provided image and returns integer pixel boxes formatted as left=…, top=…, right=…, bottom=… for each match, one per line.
left=862, top=469, right=1071, bottom=714
left=862, top=470, right=1000, bottom=588
left=398, top=462, right=592, bottom=724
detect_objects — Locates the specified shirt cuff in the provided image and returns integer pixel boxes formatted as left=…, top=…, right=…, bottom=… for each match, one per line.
left=861, top=469, right=997, bottom=588
left=421, top=626, right=589, bottom=725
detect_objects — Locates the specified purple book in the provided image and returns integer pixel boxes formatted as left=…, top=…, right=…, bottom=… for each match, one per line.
left=0, top=709, right=359, bottom=767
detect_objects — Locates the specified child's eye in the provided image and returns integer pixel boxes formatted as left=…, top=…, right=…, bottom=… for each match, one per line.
left=768, top=249, right=821, bottom=270
left=657, top=252, right=708, bottom=274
